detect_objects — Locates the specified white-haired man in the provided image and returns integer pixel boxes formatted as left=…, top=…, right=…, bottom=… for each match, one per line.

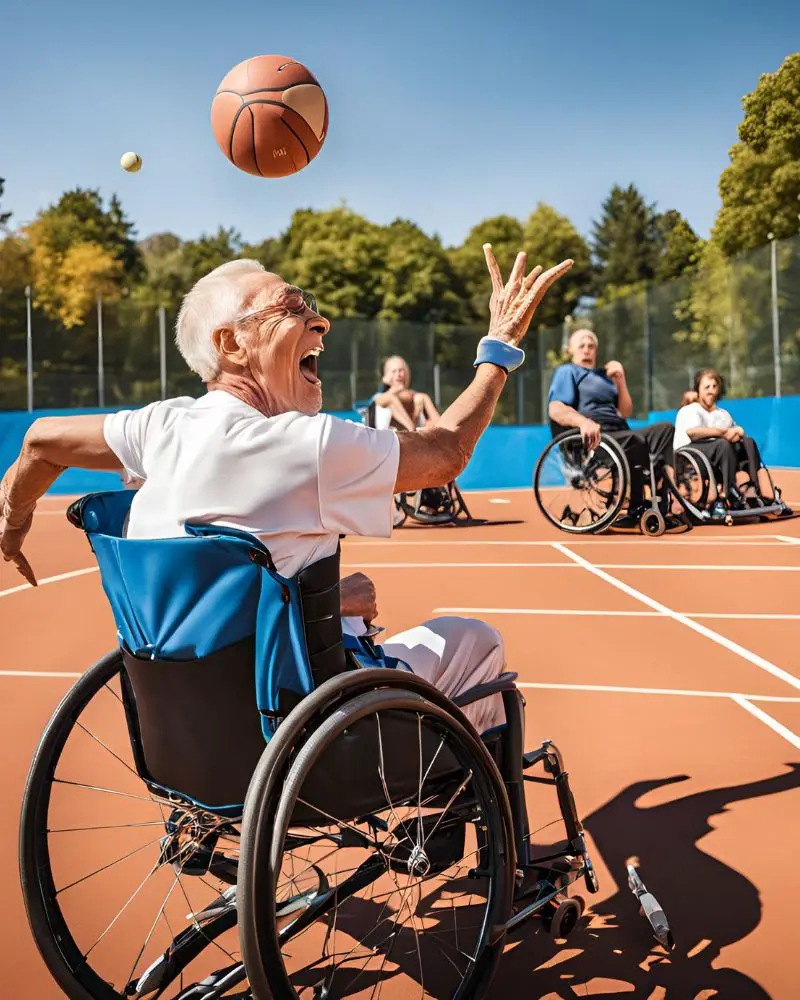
left=0, top=248, right=571, bottom=732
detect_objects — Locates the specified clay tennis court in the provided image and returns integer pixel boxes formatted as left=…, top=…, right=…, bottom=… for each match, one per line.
left=3, top=478, right=800, bottom=999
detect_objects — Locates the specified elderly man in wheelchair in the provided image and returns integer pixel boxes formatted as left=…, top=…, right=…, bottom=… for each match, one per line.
left=535, top=329, right=684, bottom=536
left=356, top=355, right=475, bottom=527
left=3, top=248, right=672, bottom=999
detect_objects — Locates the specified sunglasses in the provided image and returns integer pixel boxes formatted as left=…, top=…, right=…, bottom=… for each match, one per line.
left=237, top=286, right=318, bottom=325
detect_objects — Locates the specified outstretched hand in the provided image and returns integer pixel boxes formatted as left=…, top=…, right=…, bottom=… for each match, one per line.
left=483, top=246, right=573, bottom=348
left=0, top=483, right=37, bottom=587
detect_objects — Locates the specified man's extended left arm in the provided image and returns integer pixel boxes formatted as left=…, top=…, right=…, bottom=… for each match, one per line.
left=0, top=414, right=120, bottom=585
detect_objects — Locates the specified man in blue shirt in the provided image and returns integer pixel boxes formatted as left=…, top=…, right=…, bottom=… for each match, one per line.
left=547, top=329, right=674, bottom=518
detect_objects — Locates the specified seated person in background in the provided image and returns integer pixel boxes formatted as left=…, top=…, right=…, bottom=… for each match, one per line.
left=547, top=329, right=674, bottom=524
left=680, top=389, right=698, bottom=407
left=373, top=355, right=440, bottom=432
left=674, top=368, right=763, bottom=510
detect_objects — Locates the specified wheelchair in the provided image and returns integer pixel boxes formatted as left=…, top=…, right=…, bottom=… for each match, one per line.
left=19, top=488, right=672, bottom=1000
left=533, top=427, right=690, bottom=537
left=355, top=397, right=478, bottom=527
left=673, top=443, right=794, bottom=526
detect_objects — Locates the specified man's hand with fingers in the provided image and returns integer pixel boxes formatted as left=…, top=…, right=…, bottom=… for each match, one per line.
left=0, top=479, right=37, bottom=587
left=483, top=245, right=573, bottom=348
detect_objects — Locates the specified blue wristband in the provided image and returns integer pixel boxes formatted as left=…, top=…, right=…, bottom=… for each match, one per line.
left=473, top=336, right=525, bottom=373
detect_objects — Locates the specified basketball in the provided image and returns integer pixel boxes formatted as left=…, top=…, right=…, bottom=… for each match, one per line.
left=211, top=55, right=328, bottom=178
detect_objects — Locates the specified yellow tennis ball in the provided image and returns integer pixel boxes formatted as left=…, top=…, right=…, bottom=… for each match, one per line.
left=120, top=151, right=142, bottom=173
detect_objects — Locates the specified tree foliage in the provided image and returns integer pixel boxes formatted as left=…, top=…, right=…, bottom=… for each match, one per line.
left=655, top=210, right=703, bottom=281
left=714, top=53, right=800, bottom=256
left=591, top=183, right=662, bottom=290
left=448, top=215, right=525, bottom=321
left=0, top=177, right=11, bottom=230
left=522, top=203, right=593, bottom=328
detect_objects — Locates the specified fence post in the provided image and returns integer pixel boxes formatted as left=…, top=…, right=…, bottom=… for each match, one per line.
left=516, top=371, right=525, bottom=424
left=349, top=336, right=358, bottom=408
left=643, top=286, right=652, bottom=413
left=433, top=363, right=441, bottom=409
left=158, top=306, right=167, bottom=400
left=25, top=285, right=33, bottom=412
left=97, top=295, right=105, bottom=408
left=538, top=334, right=547, bottom=424
left=769, top=234, right=782, bottom=398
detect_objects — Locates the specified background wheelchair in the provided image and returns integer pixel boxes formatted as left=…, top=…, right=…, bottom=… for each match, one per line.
left=533, top=427, right=689, bottom=537
left=19, top=489, right=675, bottom=1000
left=355, top=397, right=477, bottom=527
left=673, top=444, right=793, bottom=525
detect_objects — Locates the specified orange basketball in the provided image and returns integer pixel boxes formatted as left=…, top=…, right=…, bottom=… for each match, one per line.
left=211, top=55, right=328, bottom=178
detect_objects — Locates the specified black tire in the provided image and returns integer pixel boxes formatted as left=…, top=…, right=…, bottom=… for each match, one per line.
left=640, top=509, right=666, bottom=537
left=549, top=897, right=582, bottom=940
left=19, top=652, right=244, bottom=1000
left=534, top=430, right=629, bottom=535
left=239, top=686, right=515, bottom=1000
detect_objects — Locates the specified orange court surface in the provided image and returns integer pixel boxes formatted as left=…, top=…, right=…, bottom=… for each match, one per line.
left=3, top=475, right=800, bottom=999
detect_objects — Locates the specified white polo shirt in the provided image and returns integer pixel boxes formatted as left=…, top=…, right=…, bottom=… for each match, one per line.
left=673, top=402, right=733, bottom=450
left=103, top=390, right=400, bottom=580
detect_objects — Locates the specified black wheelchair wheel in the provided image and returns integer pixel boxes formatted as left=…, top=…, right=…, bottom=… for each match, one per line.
left=673, top=448, right=712, bottom=512
left=534, top=430, right=629, bottom=534
left=239, top=686, right=514, bottom=1000
left=19, top=652, right=249, bottom=999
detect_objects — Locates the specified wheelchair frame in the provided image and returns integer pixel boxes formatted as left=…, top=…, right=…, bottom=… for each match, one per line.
left=674, top=444, right=793, bottom=526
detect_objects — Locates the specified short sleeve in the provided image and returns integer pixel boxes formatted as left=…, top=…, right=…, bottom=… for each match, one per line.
left=675, top=404, right=704, bottom=436
left=718, top=408, right=734, bottom=428
left=548, top=366, right=578, bottom=407
left=103, top=402, right=161, bottom=482
left=317, top=415, right=400, bottom=537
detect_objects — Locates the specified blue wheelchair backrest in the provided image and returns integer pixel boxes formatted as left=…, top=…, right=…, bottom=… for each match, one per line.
left=68, top=490, right=348, bottom=741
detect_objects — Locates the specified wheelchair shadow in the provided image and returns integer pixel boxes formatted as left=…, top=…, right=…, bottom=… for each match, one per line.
left=491, top=763, right=800, bottom=999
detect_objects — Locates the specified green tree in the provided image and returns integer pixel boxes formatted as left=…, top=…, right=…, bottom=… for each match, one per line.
left=714, top=53, right=800, bottom=256
left=522, top=203, right=592, bottom=328
left=591, top=184, right=661, bottom=290
left=241, top=236, right=286, bottom=274
left=182, top=227, right=242, bottom=284
left=449, top=216, right=525, bottom=320
left=655, top=210, right=703, bottom=281
left=379, top=220, right=465, bottom=323
left=281, top=206, right=386, bottom=318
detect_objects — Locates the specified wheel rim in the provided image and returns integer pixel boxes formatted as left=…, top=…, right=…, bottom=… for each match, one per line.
left=535, top=435, right=627, bottom=534
left=244, top=689, right=512, bottom=1000
left=19, top=655, right=251, bottom=999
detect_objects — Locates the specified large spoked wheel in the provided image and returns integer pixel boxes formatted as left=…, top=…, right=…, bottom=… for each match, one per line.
left=19, top=653, right=249, bottom=999
left=673, top=447, right=713, bottom=514
left=534, top=430, right=629, bottom=534
left=239, top=685, right=515, bottom=1000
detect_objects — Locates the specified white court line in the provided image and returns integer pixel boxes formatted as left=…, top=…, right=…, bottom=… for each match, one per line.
left=516, top=681, right=800, bottom=704
left=0, top=566, right=98, bottom=599
left=0, top=670, right=81, bottom=679
left=347, top=538, right=793, bottom=547
left=553, top=542, right=800, bottom=693
left=775, top=535, right=800, bottom=545
left=343, top=562, right=800, bottom=571
left=730, top=695, right=800, bottom=750
left=433, top=607, right=800, bottom=621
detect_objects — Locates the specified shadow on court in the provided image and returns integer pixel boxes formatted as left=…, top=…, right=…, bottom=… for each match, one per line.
left=490, top=763, right=800, bottom=998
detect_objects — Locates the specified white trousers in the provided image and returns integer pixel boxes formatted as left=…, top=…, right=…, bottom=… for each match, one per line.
left=380, top=616, right=506, bottom=733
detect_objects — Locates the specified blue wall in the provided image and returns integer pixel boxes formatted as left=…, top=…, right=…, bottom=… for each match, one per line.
left=2, top=396, right=798, bottom=496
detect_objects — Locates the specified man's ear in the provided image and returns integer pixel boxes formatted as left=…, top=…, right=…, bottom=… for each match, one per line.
left=212, top=326, right=249, bottom=368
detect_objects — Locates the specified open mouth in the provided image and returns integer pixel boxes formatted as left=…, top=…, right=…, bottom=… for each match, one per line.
left=299, top=347, right=322, bottom=386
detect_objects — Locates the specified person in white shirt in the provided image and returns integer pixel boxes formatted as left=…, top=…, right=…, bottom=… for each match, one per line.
left=673, top=368, right=763, bottom=509
left=0, top=248, right=573, bottom=733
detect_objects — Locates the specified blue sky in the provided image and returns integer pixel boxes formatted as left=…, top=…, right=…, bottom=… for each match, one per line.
left=1, top=0, right=798, bottom=249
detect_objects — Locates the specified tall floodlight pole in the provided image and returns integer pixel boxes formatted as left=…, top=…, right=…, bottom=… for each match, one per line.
left=768, top=233, right=781, bottom=398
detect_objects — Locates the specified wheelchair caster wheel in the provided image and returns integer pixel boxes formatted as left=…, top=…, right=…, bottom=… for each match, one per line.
left=547, top=896, right=583, bottom=939
left=724, top=514, right=734, bottom=526
left=640, top=509, right=666, bottom=536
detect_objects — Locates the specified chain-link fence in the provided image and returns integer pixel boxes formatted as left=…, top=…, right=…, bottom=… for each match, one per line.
left=2, top=233, right=799, bottom=419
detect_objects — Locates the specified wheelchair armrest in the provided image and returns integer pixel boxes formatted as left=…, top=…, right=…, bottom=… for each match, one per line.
left=452, top=671, right=519, bottom=709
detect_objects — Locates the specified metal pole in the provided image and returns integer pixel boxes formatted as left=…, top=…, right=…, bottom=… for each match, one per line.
left=433, top=363, right=441, bottom=409
left=643, top=286, right=652, bottom=414
left=158, top=306, right=167, bottom=400
left=538, top=334, right=547, bottom=424
left=516, top=371, right=525, bottom=424
left=349, top=336, right=358, bottom=408
left=25, top=285, right=33, bottom=412
left=770, top=235, right=781, bottom=398
left=97, top=295, right=105, bottom=408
